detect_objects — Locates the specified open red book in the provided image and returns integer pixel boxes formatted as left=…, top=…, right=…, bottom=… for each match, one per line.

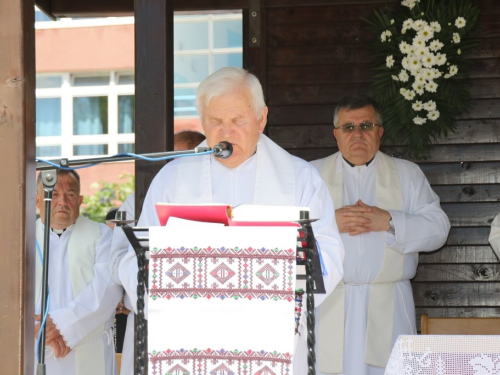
left=155, top=203, right=304, bottom=227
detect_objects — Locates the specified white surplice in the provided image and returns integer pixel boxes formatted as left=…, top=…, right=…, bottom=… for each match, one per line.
left=35, top=218, right=122, bottom=375
left=311, top=152, right=450, bottom=375
left=488, top=213, right=500, bottom=260
left=109, top=134, right=345, bottom=374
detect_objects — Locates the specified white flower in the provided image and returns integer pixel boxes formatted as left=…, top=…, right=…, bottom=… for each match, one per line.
left=422, top=52, right=436, bottom=68
left=412, top=36, right=426, bottom=49
left=452, top=33, right=461, bottom=43
left=444, top=73, right=451, bottom=79
left=421, top=68, right=433, bottom=80
left=408, top=55, right=422, bottom=72
left=413, top=116, right=427, bottom=125
left=418, top=27, right=434, bottom=42
left=402, top=19, right=413, bottom=33
left=435, top=53, right=447, bottom=66
left=455, top=17, right=466, bottom=28
left=423, top=100, right=437, bottom=111
left=431, top=68, right=442, bottom=78
left=392, top=75, right=399, bottom=81
left=391, top=19, right=395, bottom=25
left=386, top=55, right=395, bottom=68
left=399, top=41, right=411, bottom=54
left=380, top=31, right=387, bottom=42
left=429, top=40, right=444, bottom=52
left=415, top=74, right=426, bottom=84
left=427, top=110, right=440, bottom=121
left=401, top=0, right=420, bottom=10
left=457, top=48, right=462, bottom=55
left=412, top=81, right=425, bottom=95
left=400, top=88, right=416, bottom=101
left=413, top=19, right=426, bottom=31
left=449, top=65, right=459, bottom=76
left=402, top=57, right=411, bottom=70
left=412, top=101, right=424, bottom=111
left=398, top=70, right=410, bottom=82
left=425, top=81, right=438, bottom=93
left=430, top=21, right=442, bottom=33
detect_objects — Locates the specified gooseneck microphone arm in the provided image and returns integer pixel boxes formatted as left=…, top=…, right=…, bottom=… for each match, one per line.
left=36, top=142, right=233, bottom=171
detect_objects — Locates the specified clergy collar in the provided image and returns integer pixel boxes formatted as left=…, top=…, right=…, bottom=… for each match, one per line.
left=342, top=155, right=376, bottom=168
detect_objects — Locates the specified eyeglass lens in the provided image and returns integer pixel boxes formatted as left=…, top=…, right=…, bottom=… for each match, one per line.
left=341, top=122, right=376, bottom=132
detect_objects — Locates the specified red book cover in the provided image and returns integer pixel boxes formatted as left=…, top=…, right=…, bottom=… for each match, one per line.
left=155, top=203, right=301, bottom=228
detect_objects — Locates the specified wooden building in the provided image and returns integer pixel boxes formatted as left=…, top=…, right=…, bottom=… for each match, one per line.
left=0, top=0, right=498, bottom=372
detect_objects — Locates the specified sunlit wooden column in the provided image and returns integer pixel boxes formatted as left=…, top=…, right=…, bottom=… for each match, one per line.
left=0, top=0, right=36, bottom=373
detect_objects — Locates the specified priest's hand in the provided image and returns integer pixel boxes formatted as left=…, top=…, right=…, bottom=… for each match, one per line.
left=355, top=200, right=391, bottom=232
left=35, top=314, right=71, bottom=358
left=335, top=203, right=373, bottom=236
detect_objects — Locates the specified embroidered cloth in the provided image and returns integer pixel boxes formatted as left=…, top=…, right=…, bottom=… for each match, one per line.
left=148, top=226, right=299, bottom=375
left=385, top=335, right=500, bottom=375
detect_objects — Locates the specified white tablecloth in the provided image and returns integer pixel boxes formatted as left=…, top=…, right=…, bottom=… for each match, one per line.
left=385, top=335, right=500, bottom=375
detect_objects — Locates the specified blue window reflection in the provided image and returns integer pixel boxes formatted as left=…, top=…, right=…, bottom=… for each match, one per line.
left=36, top=98, right=61, bottom=136
left=73, top=144, right=108, bottom=155
left=118, top=95, right=135, bottom=134
left=214, top=20, right=243, bottom=48
left=73, top=97, right=108, bottom=135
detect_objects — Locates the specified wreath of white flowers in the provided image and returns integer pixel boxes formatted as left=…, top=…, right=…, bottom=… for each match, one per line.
left=364, top=0, right=479, bottom=158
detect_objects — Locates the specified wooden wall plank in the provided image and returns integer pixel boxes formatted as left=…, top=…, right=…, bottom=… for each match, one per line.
left=419, top=246, right=498, bottom=264
left=441, top=202, right=500, bottom=227
left=433, top=184, right=500, bottom=203
left=419, top=162, right=500, bottom=185
left=446, top=227, right=491, bottom=245
left=0, top=1, right=36, bottom=373
left=413, top=282, right=500, bottom=307
left=414, top=264, right=500, bottom=282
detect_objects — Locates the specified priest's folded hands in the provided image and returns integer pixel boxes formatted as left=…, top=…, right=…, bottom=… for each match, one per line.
left=336, top=199, right=391, bottom=235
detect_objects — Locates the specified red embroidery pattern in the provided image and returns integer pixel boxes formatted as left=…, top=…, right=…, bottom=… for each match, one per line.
left=150, top=247, right=296, bottom=301
left=149, top=348, right=292, bottom=375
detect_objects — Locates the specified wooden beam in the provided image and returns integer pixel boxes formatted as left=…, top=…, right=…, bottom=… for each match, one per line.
left=48, top=0, right=248, bottom=18
left=0, top=0, right=36, bottom=374
left=134, top=0, right=174, bottom=219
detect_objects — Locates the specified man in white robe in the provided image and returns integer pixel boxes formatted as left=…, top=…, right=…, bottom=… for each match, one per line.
left=311, top=94, right=450, bottom=375
left=110, top=67, right=345, bottom=374
left=35, top=169, right=122, bottom=375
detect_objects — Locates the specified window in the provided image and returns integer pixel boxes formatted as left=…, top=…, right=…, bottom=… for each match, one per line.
left=35, top=12, right=242, bottom=159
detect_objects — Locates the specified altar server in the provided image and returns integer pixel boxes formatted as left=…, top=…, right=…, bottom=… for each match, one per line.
left=110, top=66, right=345, bottom=374
left=35, top=169, right=122, bottom=375
left=311, top=94, right=450, bottom=375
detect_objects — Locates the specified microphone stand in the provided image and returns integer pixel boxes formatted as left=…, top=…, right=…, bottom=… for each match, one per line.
left=35, top=144, right=231, bottom=373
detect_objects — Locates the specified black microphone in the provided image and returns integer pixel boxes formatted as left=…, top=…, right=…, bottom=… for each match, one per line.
left=213, top=141, right=233, bottom=159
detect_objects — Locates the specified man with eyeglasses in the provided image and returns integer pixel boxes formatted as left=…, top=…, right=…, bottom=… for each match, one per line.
left=311, top=94, right=450, bottom=375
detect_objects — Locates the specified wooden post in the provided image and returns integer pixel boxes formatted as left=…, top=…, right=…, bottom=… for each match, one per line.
left=134, top=0, right=174, bottom=218
left=0, top=0, right=36, bottom=373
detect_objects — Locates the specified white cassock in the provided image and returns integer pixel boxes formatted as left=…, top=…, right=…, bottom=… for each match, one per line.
left=311, top=152, right=450, bottom=375
left=110, top=134, right=345, bottom=374
left=489, top=213, right=500, bottom=260
left=110, top=193, right=136, bottom=375
left=35, top=217, right=122, bottom=375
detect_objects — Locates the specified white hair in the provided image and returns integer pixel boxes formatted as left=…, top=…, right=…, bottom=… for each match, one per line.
left=195, top=67, right=266, bottom=119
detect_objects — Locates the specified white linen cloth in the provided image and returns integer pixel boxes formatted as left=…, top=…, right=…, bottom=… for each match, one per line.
left=110, top=134, right=345, bottom=374
left=311, top=152, right=450, bottom=375
left=385, top=335, right=500, bottom=375
left=35, top=218, right=122, bottom=375
left=148, top=225, right=298, bottom=374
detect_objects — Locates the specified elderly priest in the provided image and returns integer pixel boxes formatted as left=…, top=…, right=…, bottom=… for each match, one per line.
left=311, top=94, right=451, bottom=375
left=110, top=66, right=345, bottom=374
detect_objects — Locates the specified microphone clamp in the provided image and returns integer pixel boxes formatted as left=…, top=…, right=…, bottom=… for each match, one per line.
left=213, top=141, right=233, bottom=159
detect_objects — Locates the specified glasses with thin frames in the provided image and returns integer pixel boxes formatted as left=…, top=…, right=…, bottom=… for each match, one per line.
left=334, top=121, right=381, bottom=133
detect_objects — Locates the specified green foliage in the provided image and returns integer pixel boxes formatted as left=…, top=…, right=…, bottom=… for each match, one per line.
left=81, top=173, right=135, bottom=222
left=362, top=0, right=480, bottom=158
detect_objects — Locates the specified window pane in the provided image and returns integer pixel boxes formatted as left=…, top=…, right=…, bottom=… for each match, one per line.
left=36, top=146, right=61, bottom=158
left=174, top=22, right=209, bottom=51
left=118, top=143, right=134, bottom=154
left=118, top=75, right=134, bottom=85
left=36, top=76, right=62, bottom=89
left=214, top=53, right=243, bottom=71
left=118, top=95, right=135, bottom=133
left=213, top=20, right=243, bottom=48
left=73, top=97, right=108, bottom=135
left=174, top=88, right=197, bottom=117
left=36, top=98, right=61, bottom=136
left=73, top=76, right=109, bottom=86
left=73, top=144, right=108, bottom=156
left=174, top=55, right=209, bottom=84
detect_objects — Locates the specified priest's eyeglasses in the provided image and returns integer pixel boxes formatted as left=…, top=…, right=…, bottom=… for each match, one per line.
left=334, top=121, right=381, bottom=133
